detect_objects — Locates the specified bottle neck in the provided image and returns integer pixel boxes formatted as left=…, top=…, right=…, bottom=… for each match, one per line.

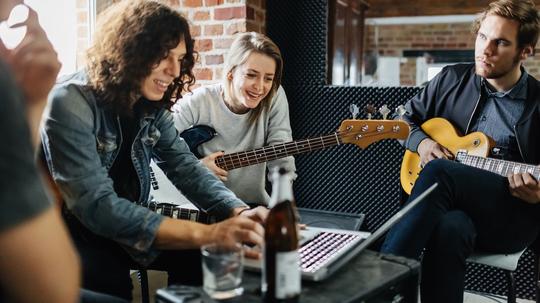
left=268, top=173, right=294, bottom=208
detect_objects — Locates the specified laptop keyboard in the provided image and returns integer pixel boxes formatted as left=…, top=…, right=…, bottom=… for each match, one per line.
left=300, top=231, right=364, bottom=273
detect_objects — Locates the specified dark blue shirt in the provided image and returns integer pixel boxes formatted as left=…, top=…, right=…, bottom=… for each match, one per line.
left=469, top=70, right=528, bottom=161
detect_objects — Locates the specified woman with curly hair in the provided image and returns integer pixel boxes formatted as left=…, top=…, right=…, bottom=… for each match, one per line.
left=41, top=0, right=267, bottom=299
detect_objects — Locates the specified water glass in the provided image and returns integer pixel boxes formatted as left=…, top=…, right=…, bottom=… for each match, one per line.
left=201, top=243, right=244, bottom=300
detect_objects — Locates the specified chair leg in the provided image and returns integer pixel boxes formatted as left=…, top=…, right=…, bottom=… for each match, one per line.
left=506, top=270, right=516, bottom=303
left=138, top=270, right=150, bottom=303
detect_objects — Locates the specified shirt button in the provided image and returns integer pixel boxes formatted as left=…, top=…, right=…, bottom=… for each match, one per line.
left=481, top=116, right=487, bottom=121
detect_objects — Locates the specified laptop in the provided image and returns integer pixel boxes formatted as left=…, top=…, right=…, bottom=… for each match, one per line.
left=244, top=183, right=438, bottom=281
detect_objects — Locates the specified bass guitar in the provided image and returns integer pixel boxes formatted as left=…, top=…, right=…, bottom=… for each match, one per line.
left=181, top=119, right=410, bottom=171
left=400, top=117, right=539, bottom=194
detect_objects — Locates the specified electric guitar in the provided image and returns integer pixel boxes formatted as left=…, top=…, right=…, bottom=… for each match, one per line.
left=400, top=117, right=540, bottom=194
left=140, top=201, right=216, bottom=224
left=181, top=119, right=410, bottom=171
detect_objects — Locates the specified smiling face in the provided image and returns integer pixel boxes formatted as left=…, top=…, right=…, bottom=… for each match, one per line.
left=475, top=14, right=531, bottom=89
left=226, top=52, right=276, bottom=114
left=140, top=38, right=187, bottom=101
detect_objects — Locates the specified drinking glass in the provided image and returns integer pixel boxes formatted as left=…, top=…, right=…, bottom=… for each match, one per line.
left=201, top=243, right=244, bottom=300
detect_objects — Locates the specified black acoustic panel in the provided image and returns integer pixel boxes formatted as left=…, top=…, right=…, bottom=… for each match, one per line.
left=267, top=0, right=328, bottom=86
left=285, top=85, right=420, bottom=233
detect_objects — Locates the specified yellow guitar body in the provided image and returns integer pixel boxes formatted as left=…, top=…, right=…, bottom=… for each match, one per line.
left=400, top=117, right=493, bottom=194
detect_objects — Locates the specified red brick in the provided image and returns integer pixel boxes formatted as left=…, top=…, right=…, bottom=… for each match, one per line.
left=214, top=38, right=234, bottom=49
left=205, top=55, right=224, bottom=65
left=190, top=25, right=202, bottom=37
left=205, top=0, right=224, bottom=5
left=246, top=7, right=255, bottom=20
left=166, top=0, right=181, bottom=7
left=215, top=7, right=246, bottom=20
left=194, top=11, right=210, bottom=21
left=194, top=68, right=213, bottom=80
left=226, top=22, right=246, bottom=35
left=195, top=39, right=213, bottom=52
left=204, top=24, right=224, bottom=36
left=183, top=0, right=202, bottom=7
left=246, top=22, right=259, bottom=33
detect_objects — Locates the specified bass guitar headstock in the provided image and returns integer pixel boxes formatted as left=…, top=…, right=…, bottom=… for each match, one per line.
left=338, top=104, right=409, bottom=148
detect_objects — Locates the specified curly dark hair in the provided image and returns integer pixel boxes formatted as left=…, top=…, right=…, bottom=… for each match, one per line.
left=86, top=0, right=195, bottom=112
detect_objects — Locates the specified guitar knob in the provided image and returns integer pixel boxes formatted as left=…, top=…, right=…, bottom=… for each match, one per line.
left=376, top=125, right=384, bottom=132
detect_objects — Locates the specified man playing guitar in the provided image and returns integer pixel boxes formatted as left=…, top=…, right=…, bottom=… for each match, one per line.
left=381, top=1, right=540, bottom=302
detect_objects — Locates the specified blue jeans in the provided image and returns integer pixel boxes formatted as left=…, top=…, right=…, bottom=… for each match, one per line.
left=381, top=159, right=540, bottom=303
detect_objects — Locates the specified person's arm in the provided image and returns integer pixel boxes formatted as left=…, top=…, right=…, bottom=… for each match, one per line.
left=401, top=68, right=453, bottom=164
left=0, top=6, right=61, bottom=148
left=0, top=58, right=79, bottom=302
left=0, top=207, right=80, bottom=303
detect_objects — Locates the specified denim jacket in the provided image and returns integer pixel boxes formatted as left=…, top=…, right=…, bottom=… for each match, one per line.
left=41, top=71, right=247, bottom=265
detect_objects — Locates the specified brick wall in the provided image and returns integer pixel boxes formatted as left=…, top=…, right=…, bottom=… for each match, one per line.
left=366, top=22, right=540, bottom=86
left=173, top=0, right=266, bottom=86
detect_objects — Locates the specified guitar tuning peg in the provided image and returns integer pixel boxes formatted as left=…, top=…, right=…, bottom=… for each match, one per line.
left=364, top=104, right=376, bottom=120
left=379, top=104, right=390, bottom=120
left=349, top=104, right=359, bottom=119
left=395, top=105, right=407, bottom=120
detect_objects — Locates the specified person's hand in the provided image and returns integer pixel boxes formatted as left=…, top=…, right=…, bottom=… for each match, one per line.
left=235, top=206, right=268, bottom=224
left=508, top=171, right=540, bottom=204
left=201, top=151, right=228, bottom=181
left=417, top=138, right=453, bottom=166
left=1, top=6, right=61, bottom=105
left=206, top=216, right=264, bottom=259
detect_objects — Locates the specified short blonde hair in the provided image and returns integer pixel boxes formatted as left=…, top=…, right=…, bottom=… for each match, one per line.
left=222, top=32, right=283, bottom=122
left=472, top=0, right=540, bottom=52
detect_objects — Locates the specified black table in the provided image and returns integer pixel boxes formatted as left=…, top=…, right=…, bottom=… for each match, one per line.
left=157, top=250, right=420, bottom=303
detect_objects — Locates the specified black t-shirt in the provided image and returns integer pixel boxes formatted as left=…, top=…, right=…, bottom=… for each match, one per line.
left=0, top=60, right=51, bottom=300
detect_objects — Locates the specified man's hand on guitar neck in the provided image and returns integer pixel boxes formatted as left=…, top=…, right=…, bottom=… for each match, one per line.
left=508, top=172, right=540, bottom=204
left=417, top=138, right=454, bottom=166
left=202, top=151, right=228, bottom=181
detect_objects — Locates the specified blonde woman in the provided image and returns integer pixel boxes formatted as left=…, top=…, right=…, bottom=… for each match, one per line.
left=174, top=32, right=296, bottom=206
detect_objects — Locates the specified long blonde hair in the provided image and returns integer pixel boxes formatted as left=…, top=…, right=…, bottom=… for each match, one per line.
left=222, top=32, right=283, bottom=123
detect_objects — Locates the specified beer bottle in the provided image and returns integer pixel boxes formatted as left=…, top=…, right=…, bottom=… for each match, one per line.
left=262, top=167, right=301, bottom=302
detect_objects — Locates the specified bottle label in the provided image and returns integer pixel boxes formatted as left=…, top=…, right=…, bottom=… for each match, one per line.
left=275, top=250, right=301, bottom=299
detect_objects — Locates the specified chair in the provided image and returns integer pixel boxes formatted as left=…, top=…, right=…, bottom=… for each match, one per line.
left=134, top=269, right=150, bottom=303
left=466, top=249, right=527, bottom=303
